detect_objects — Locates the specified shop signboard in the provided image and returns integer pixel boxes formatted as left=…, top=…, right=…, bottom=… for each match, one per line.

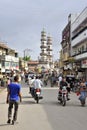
left=81, top=60, right=87, bottom=68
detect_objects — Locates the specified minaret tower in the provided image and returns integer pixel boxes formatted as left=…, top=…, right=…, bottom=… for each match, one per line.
left=47, top=35, right=53, bottom=63
left=40, top=29, right=48, bottom=63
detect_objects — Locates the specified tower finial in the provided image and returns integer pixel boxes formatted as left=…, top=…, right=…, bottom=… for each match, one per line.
left=42, top=27, right=46, bottom=32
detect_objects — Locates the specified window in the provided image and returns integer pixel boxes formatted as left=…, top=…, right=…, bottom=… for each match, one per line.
left=82, top=45, right=84, bottom=52
left=2, top=61, right=5, bottom=67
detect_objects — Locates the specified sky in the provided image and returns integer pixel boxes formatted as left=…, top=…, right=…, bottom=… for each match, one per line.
left=0, top=0, right=87, bottom=60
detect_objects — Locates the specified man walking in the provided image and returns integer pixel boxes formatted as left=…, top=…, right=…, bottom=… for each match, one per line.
left=6, top=75, right=22, bottom=125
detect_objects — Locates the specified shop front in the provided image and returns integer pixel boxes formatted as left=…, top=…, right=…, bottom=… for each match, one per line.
left=81, top=59, right=87, bottom=80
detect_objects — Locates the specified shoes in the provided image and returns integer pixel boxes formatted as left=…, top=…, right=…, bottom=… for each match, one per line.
left=12, top=120, right=14, bottom=125
left=7, top=119, right=17, bottom=125
left=67, top=98, right=70, bottom=101
left=7, top=119, right=11, bottom=124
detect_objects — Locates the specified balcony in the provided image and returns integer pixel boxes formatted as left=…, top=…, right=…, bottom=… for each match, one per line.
left=73, top=51, right=87, bottom=60
left=47, top=48, right=52, bottom=51
left=72, top=8, right=87, bottom=31
left=40, top=45, right=47, bottom=48
left=72, top=29, right=87, bottom=47
left=40, top=52, right=47, bottom=56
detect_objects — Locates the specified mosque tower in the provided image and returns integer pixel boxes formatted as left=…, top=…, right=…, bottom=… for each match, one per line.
left=47, top=35, right=53, bottom=63
left=40, top=29, right=48, bottom=63
left=39, top=29, right=54, bottom=70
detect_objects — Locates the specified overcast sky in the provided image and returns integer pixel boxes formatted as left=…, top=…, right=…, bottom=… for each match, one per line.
left=0, top=0, right=87, bottom=60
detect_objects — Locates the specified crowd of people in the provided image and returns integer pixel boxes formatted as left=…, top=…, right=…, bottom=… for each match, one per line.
left=0, top=69, right=87, bottom=125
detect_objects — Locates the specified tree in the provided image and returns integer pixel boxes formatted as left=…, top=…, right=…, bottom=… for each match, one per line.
left=23, top=56, right=31, bottom=61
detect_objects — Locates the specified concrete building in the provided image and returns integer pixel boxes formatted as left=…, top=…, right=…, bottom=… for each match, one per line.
left=60, top=6, right=87, bottom=79
left=28, top=61, right=39, bottom=72
left=0, top=43, right=19, bottom=73
left=71, top=7, right=87, bottom=79
left=60, top=14, right=78, bottom=75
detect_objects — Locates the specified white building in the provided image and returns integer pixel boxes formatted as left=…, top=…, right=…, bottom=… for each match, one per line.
left=0, top=43, right=19, bottom=73
left=40, top=29, right=48, bottom=62
left=39, top=29, right=54, bottom=71
left=71, top=7, right=87, bottom=79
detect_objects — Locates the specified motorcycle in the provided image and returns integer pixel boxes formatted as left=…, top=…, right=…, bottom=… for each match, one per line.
left=58, top=86, right=68, bottom=106
left=30, top=88, right=43, bottom=103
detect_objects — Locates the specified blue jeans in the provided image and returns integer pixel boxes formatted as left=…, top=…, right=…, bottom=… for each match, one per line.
left=79, top=91, right=87, bottom=101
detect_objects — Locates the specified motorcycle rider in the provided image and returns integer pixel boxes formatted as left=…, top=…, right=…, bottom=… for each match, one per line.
left=29, top=76, right=35, bottom=93
left=31, top=76, right=43, bottom=96
left=58, top=77, right=70, bottom=100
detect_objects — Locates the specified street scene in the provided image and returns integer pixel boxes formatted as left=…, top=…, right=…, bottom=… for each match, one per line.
left=0, top=80, right=87, bottom=130
left=0, top=0, right=87, bottom=130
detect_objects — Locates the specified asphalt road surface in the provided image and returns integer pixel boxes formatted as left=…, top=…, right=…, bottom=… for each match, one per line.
left=0, top=82, right=87, bottom=130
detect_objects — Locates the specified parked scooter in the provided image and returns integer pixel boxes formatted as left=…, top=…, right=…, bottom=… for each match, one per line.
left=58, top=86, right=69, bottom=106
left=30, top=88, right=43, bottom=103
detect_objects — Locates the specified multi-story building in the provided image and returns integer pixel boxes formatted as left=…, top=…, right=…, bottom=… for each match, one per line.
left=59, top=50, right=64, bottom=73
left=60, top=13, right=80, bottom=75
left=61, top=21, right=71, bottom=75
left=60, top=7, right=87, bottom=79
left=0, top=43, right=19, bottom=73
left=71, top=7, right=87, bottom=79
left=28, top=61, right=39, bottom=72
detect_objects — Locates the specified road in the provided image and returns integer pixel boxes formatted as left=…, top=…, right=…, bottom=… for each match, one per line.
left=0, top=81, right=87, bottom=130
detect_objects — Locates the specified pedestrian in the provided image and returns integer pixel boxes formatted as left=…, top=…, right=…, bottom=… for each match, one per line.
left=79, top=78, right=87, bottom=92
left=58, top=75, right=62, bottom=86
left=6, top=75, right=22, bottom=125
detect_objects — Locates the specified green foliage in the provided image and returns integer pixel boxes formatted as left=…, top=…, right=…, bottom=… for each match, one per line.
left=23, top=56, right=31, bottom=61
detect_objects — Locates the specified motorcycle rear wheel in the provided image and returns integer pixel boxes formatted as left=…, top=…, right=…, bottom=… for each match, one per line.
left=62, top=97, right=66, bottom=106
left=81, top=100, right=85, bottom=106
left=36, top=97, right=39, bottom=104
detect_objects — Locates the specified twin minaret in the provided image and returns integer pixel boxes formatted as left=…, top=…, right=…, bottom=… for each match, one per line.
left=40, top=29, right=53, bottom=64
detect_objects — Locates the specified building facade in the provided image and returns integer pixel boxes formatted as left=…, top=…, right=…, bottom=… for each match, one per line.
left=71, top=7, right=87, bottom=79
left=60, top=14, right=78, bottom=75
left=0, top=43, right=19, bottom=73
left=60, top=7, right=87, bottom=79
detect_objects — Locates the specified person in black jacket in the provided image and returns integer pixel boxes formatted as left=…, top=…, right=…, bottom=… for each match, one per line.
left=58, top=77, right=70, bottom=100
left=60, top=77, right=68, bottom=90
